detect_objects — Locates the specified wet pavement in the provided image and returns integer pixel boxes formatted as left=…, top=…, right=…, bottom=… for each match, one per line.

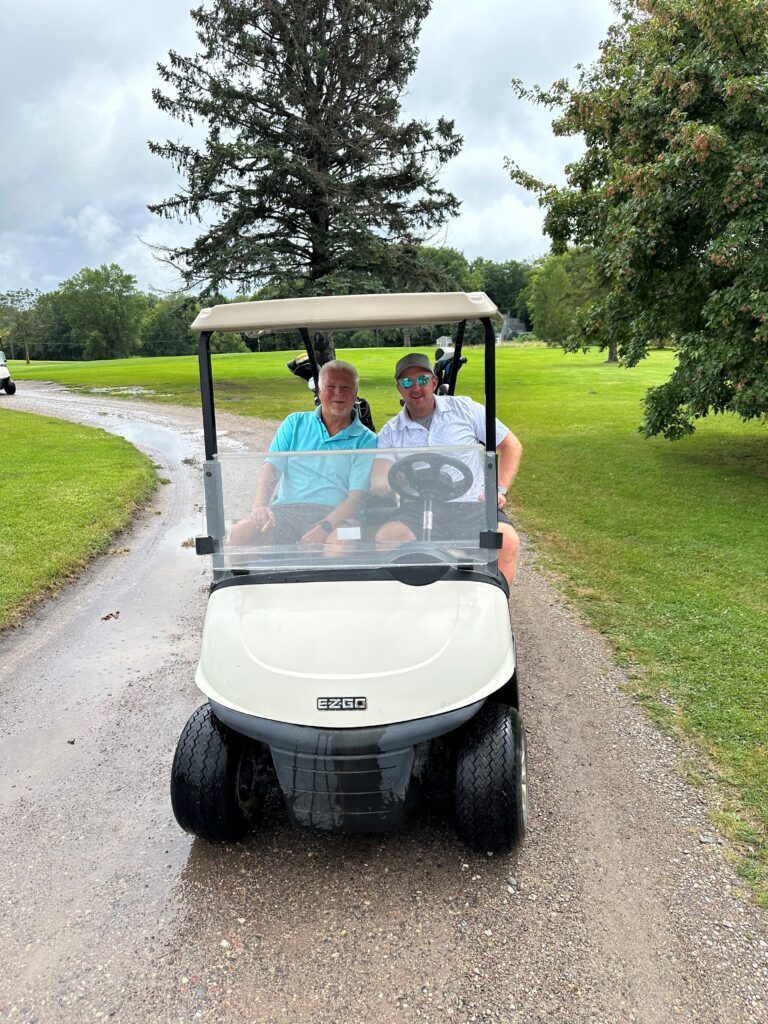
left=1, top=382, right=767, bottom=1024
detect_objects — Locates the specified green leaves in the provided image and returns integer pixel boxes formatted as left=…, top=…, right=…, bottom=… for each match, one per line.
left=149, top=0, right=461, bottom=302
left=511, top=0, right=768, bottom=437
left=58, top=264, right=148, bottom=361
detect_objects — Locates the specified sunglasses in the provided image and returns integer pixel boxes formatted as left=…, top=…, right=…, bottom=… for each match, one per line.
left=398, top=374, right=432, bottom=389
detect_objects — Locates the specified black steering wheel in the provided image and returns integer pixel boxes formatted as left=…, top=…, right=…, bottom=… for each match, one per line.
left=387, top=453, right=473, bottom=502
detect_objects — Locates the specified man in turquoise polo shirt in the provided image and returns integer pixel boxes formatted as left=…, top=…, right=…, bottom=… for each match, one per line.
left=230, top=360, right=377, bottom=548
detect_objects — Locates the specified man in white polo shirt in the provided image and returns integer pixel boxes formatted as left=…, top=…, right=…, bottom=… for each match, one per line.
left=371, top=352, right=522, bottom=586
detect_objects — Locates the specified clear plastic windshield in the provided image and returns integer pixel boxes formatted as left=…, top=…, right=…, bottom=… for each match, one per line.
left=202, top=445, right=500, bottom=577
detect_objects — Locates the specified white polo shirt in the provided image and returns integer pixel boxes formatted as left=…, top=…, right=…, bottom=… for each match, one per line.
left=376, top=394, right=509, bottom=502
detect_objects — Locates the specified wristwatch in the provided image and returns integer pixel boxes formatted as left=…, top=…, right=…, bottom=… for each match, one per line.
left=497, top=486, right=508, bottom=496
left=318, top=519, right=334, bottom=533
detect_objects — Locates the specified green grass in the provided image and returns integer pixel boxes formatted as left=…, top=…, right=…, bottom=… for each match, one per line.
left=0, top=408, right=157, bottom=628
left=10, top=349, right=416, bottom=423
left=10, top=347, right=768, bottom=900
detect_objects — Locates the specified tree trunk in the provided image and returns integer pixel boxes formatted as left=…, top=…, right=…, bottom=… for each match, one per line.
left=605, top=339, right=618, bottom=363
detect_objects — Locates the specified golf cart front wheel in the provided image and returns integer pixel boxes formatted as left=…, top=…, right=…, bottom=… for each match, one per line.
left=454, top=702, right=528, bottom=852
left=3, top=380, right=15, bottom=395
left=171, top=703, right=266, bottom=842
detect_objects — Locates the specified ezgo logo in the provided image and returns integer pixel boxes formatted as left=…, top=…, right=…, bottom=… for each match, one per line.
left=317, top=697, right=367, bottom=711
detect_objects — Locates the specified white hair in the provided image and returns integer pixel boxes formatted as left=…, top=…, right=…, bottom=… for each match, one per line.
left=318, top=359, right=359, bottom=390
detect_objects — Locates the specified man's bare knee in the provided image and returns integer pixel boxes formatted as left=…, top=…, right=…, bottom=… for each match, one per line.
left=375, top=521, right=417, bottom=546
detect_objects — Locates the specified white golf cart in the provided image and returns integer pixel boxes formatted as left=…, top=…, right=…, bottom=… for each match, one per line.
left=171, top=292, right=528, bottom=852
left=0, top=351, right=16, bottom=395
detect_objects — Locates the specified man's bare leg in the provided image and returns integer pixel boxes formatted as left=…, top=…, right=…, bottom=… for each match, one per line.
left=498, top=522, right=520, bottom=588
left=375, top=521, right=417, bottom=549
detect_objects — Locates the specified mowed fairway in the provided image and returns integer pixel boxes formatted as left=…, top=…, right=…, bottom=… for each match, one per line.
left=0, top=407, right=156, bottom=629
left=10, top=346, right=768, bottom=898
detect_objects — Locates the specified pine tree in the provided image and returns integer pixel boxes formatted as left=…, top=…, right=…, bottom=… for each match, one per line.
left=149, top=0, right=462, bottom=358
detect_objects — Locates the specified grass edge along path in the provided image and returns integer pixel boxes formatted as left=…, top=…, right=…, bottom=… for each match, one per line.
left=0, top=407, right=157, bottom=630
left=10, top=349, right=768, bottom=904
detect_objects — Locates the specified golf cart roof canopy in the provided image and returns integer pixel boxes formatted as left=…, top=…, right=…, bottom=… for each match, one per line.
left=190, top=291, right=499, bottom=335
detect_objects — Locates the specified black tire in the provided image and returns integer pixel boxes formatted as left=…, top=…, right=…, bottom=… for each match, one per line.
left=170, top=703, right=266, bottom=842
left=3, top=380, right=15, bottom=395
left=454, top=702, right=528, bottom=852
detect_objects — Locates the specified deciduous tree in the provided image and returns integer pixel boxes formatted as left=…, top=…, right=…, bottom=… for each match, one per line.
left=0, top=289, right=39, bottom=363
left=58, top=265, right=147, bottom=360
left=140, top=295, right=199, bottom=356
left=470, top=257, right=531, bottom=321
left=524, top=248, right=599, bottom=350
left=508, top=0, right=768, bottom=437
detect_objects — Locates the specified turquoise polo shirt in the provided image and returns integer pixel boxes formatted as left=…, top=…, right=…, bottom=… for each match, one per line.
left=268, top=407, right=377, bottom=506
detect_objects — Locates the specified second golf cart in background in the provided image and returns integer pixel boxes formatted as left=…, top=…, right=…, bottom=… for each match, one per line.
left=0, top=352, right=16, bottom=395
left=171, top=292, right=528, bottom=853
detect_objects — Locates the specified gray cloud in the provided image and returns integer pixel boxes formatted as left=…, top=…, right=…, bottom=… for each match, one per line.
left=0, top=0, right=614, bottom=293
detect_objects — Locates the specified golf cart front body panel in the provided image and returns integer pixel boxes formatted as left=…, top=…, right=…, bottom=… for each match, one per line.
left=211, top=699, right=482, bottom=832
left=196, top=579, right=514, bottom=727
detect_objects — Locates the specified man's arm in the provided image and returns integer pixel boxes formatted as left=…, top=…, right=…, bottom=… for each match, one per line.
left=247, top=417, right=294, bottom=517
left=249, top=461, right=280, bottom=509
left=233, top=461, right=281, bottom=533
left=496, top=431, right=522, bottom=504
left=370, top=456, right=395, bottom=496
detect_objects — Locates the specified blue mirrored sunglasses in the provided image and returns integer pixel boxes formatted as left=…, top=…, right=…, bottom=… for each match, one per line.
left=399, top=374, right=432, bottom=389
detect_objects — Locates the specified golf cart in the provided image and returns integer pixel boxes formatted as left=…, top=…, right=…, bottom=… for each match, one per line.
left=171, top=292, right=527, bottom=852
left=0, top=352, right=16, bottom=395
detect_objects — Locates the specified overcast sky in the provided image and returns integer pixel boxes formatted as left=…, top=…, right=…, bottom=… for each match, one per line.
left=0, top=0, right=615, bottom=296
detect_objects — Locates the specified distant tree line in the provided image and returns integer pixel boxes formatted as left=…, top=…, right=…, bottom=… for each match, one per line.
left=0, top=250, right=538, bottom=361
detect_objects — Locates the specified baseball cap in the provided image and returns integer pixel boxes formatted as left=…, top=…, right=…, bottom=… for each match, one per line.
left=394, top=353, right=434, bottom=380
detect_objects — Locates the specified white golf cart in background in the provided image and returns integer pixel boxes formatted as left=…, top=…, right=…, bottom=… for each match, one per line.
left=0, top=351, right=16, bottom=395
left=171, top=292, right=528, bottom=852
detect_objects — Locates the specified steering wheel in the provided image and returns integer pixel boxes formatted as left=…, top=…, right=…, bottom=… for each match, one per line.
left=387, top=453, right=473, bottom=502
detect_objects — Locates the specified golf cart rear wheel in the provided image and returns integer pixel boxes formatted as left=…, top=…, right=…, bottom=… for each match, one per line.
left=454, top=702, right=528, bottom=852
left=171, top=703, right=266, bottom=842
left=3, top=380, right=15, bottom=395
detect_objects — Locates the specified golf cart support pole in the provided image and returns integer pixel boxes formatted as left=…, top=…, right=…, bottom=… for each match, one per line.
left=447, top=320, right=466, bottom=396
left=299, top=328, right=322, bottom=400
left=482, top=316, right=500, bottom=545
left=482, top=317, right=497, bottom=451
left=198, top=331, right=218, bottom=460
left=196, top=331, right=225, bottom=565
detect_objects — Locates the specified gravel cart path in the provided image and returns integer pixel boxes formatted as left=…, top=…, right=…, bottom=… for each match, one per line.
left=1, top=382, right=766, bottom=1024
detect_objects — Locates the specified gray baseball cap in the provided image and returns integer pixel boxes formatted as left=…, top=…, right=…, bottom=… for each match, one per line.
left=394, top=352, right=434, bottom=380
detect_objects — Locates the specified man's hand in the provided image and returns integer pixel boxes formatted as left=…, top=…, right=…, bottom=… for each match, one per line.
left=248, top=506, right=275, bottom=533
left=298, top=523, right=332, bottom=546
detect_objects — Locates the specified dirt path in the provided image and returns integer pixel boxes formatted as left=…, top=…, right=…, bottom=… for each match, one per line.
left=1, top=382, right=766, bottom=1024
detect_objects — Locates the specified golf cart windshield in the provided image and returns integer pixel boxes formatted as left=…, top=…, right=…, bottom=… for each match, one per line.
left=203, top=444, right=500, bottom=577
